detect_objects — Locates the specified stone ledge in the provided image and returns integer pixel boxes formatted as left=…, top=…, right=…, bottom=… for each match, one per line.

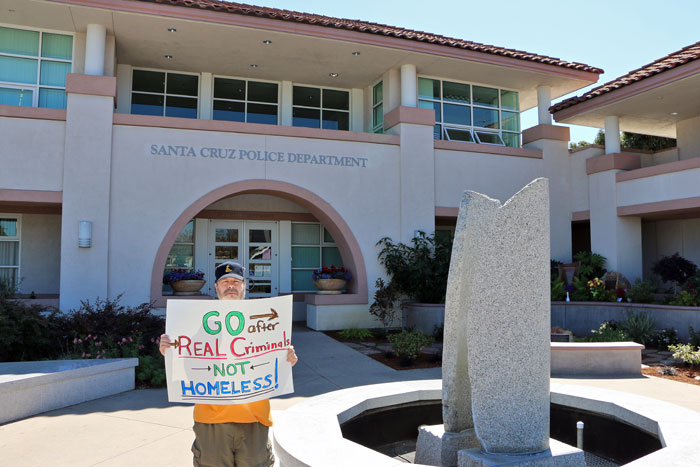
left=551, top=342, right=643, bottom=377
left=0, top=358, right=138, bottom=424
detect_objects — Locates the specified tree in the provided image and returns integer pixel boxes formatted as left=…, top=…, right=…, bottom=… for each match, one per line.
left=594, top=129, right=605, bottom=145
left=568, top=140, right=591, bottom=150
left=591, top=130, right=676, bottom=151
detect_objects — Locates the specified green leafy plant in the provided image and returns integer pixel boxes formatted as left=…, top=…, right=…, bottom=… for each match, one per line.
left=570, top=276, right=591, bottom=301
left=652, top=253, right=698, bottom=293
left=589, top=321, right=627, bottom=342
left=0, top=298, right=62, bottom=362
left=689, top=326, right=700, bottom=348
left=668, top=344, right=700, bottom=366
left=550, top=260, right=563, bottom=281
left=387, top=330, right=434, bottom=362
left=137, top=355, right=166, bottom=387
left=338, top=328, right=374, bottom=341
left=369, top=278, right=402, bottom=328
left=551, top=276, right=566, bottom=301
left=648, top=328, right=679, bottom=351
left=620, top=311, right=655, bottom=345
left=626, top=279, right=656, bottom=304
left=573, top=251, right=607, bottom=281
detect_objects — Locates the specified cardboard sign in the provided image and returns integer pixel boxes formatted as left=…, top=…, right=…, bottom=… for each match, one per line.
left=164, top=295, right=294, bottom=404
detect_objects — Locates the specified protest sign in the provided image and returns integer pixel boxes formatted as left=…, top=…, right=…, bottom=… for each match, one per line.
left=164, top=295, right=293, bottom=404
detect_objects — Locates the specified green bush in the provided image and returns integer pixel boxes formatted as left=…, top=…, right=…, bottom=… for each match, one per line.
left=338, top=328, right=374, bottom=340
left=0, top=298, right=63, bottom=362
left=588, top=321, right=627, bottom=342
left=689, top=326, right=700, bottom=348
left=137, top=355, right=166, bottom=387
left=620, top=311, right=655, bottom=345
left=652, top=253, right=697, bottom=290
left=387, top=330, right=434, bottom=361
left=669, top=290, right=700, bottom=307
left=551, top=276, right=565, bottom=301
left=573, top=251, right=607, bottom=281
left=570, top=276, right=591, bottom=301
left=627, top=279, right=656, bottom=304
left=648, top=328, right=679, bottom=351
left=668, top=344, right=700, bottom=366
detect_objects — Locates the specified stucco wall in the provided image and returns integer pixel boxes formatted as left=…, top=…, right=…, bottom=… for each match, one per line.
left=642, top=218, right=700, bottom=278
left=434, top=149, right=542, bottom=207
left=207, top=194, right=309, bottom=213
left=19, top=214, right=61, bottom=295
left=617, top=167, right=700, bottom=207
left=676, top=115, right=700, bottom=161
left=568, top=147, right=602, bottom=214
left=641, top=148, right=679, bottom=167
left=107, top=125, right=401, bottom=305
left=0, top=117, right=65, bottom=191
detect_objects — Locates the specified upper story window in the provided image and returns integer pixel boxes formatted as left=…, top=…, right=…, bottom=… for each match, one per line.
left=418, top=77, right=521, bottom=147
left=213, top=77, right=278, bottom=124
left=292, top=85, right=349, bottom=131
left=0, top=215, right=20, bottom=289
left=0, top=26, right=73, bottom=109
left=131, top=69, right=198, bottom=118
left=372, top=81, right=383, bottom=133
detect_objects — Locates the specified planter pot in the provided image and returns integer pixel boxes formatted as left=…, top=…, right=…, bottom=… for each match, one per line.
left=170, top=279, right=206, bottom=296
left=402, top=302, right=445, bottom=335
left=313, top=279, right=346, bottom=295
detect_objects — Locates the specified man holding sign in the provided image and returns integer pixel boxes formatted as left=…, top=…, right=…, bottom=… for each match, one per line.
left=160, top=261, right=298, bottom=467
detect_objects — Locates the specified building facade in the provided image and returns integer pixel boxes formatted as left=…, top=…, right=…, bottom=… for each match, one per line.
left=7, top=1, right=694, bottom=329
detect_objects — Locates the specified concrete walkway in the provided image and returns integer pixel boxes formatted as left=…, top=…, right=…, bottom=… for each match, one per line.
left=0, top=325, right=698, bottom=466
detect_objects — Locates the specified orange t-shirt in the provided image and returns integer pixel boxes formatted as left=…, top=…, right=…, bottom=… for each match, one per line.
left=193, top=400, right=272, bottom=426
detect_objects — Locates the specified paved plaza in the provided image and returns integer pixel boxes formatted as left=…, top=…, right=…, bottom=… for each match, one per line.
left=1, top=325, right=699, bottom=466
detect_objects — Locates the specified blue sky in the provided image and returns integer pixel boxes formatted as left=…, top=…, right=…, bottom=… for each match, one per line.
left=241, top=0, right=699, bottom=143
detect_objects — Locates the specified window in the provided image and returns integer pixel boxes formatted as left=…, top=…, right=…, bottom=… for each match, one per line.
left=213, top=77, right=278, bottom=124
left=0, top=26, right=73, bottom=109
left=291, top=223, right=342, bottom=292
left=131, top=69, right=198, bottom=118
left=292, top=85, right=349, bottom=131
left=163, top=221, right=195, bottom=292
left=418, top=77, right=521, bottom=147
left=372, top=81, right=383, bottom=133
left=0, top=215, right=20, bottom=289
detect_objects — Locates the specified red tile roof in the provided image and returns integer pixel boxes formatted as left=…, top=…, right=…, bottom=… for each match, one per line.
left=140, top=0, right=602, bottom=74
left=550, top=41, right=700, bottom=113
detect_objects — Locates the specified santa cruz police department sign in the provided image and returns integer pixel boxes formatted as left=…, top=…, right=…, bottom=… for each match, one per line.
left=149, top=144, right=369, bottom=168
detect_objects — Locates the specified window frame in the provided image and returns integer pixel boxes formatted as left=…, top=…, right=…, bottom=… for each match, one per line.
left=372, top=80, right=383, bottom=134
left=290, top=222, right=341, bottom=293
left=131, top=67, right=200, bottom=118
left=0, top=213, right=21, bottom=290
left=0, top=23, right=75, bottom=108
left=211, top=74, right=280, bottom=125
left=417, top=75, right=521, bottom=147
left=291, top=83, right=350, bottom=131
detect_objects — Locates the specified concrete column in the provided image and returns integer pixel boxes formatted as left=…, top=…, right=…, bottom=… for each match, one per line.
left=350, top=88, right=364, bottom=132
left=383, top=68, right=400, bottom=114
left=537, top=86, right=552, bottom=125
left=589, top=170, right=643, bottom=281
left=604, top=116, right=621, bottom=154
left=115, top=64, right=132, bottom=114
left=199, top=72, right=213, bottom=120
left=280, top=81, right=293, bottom=126
left=400, top=64, right=417, bottom=107
left=60, top=74, right=116, bottom=310
left=85, top=24, right=106, bottom=76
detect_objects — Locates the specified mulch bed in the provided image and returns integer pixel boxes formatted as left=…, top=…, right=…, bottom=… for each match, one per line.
left=642, top=366, right=700, bottom=386
left=368, top=351, right=441, bottom=370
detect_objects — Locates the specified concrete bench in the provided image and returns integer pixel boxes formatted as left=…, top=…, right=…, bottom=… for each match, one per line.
left=550, top=342, right=644, bottom=377
left=0, top=358, right=138, bottom=424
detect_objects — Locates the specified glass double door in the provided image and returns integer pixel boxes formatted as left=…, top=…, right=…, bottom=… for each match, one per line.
left=208, top=221, right=278, bottom=298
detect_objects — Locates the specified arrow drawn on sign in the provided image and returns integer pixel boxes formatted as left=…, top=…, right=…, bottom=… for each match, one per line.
left=250, top=308, right=279, bottom=321
left=192, top=366, right=211, bottom=371
left=250, top=362, right=269, bottom=370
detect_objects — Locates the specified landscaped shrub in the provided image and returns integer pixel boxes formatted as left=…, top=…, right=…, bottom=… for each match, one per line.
left=669, top=273, right=700, bottom=307
left=626, top=279, right=656, bottom=304
left=668, top=344, right=700, bottom=366
left=570, top=276, right=592, bottom=301
left=689, top=326, right=700, bottom=348
left=0, top=298, right=63, bottom=362
left=551, top=276, right=566, bottom=301
left=652, top=253, right=698, bottom=292
left=620, top=311, right=655, bottom=345
left=550, top=260, right=563, bottom=281
left=648, top=328, right=679, bottom=351
left=387, top=330, right=434, bottom=363
left=588, top=321, right=627, bottom=342
left=573, top=251, right=607, bottom=281
left=338, top=328, right=374, bottom=341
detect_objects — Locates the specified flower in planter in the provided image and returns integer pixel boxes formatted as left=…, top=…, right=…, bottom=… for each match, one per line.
left=312, top=265, right=351, bottom=282
left=587, top=277, right=605, bottom=299
left=163, top=269, right=205, bottom=284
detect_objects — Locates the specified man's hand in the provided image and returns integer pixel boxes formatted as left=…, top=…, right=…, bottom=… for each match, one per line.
left=286, top=345, right=298, bottom=367
left=159, top=333, right=173, bottom=356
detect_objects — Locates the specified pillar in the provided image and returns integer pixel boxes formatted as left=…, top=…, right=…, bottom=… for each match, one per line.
left=537, top=85, right=552, bottom=125
left=604, top=116, right=621, bottom=154
left=400, top=64, right=417, bottom=107
left=85, top=24, right=106, bottom=76
left=280, top=81, right=293, bottom=126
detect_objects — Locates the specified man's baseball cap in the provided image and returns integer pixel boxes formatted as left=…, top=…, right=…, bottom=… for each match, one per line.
left=215, top=261, right=246, bottom=283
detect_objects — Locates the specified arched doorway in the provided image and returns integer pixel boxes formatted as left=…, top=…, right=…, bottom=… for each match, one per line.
left=151, top=180, right=367, bottom=307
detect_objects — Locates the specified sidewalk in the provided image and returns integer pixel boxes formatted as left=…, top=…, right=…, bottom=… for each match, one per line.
left=0, top=325, right=698, bottom=466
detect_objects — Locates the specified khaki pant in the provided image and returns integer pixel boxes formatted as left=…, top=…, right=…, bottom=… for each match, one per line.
left=192, top=421, right=274, bottom=467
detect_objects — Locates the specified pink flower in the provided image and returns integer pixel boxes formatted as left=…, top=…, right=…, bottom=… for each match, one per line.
left=96, top=355, right=101, bottom=359
left=85, top=353, right=91, bottom=358
left=86, top=334, right=91, bottom=339
left=77, top=338, right=83, bottom=344
left=81, top=352, right=86, bottom=358
left=122, top=337, right=127, bottom=343
left=128, top=337, right=133, bottom=343
left=73, top=338, right=78, bottom=344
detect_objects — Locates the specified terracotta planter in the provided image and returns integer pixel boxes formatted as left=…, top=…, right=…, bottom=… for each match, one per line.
left=171, top=279, right=206, bottom=296
left=313, top=278, right=347, bottom=295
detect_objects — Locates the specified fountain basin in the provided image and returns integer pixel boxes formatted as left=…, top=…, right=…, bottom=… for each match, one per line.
left=272, top=380, right=700, bottom=466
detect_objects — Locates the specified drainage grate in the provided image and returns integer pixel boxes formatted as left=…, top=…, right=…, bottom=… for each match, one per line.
left=585, top=451, right=618, bottom=467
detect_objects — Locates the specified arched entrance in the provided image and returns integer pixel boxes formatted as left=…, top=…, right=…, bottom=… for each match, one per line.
left=151, top=180, right=367, bottom=307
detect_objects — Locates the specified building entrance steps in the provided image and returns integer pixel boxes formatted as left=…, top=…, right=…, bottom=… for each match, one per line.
left=1, top=324, right=699, bottom=466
